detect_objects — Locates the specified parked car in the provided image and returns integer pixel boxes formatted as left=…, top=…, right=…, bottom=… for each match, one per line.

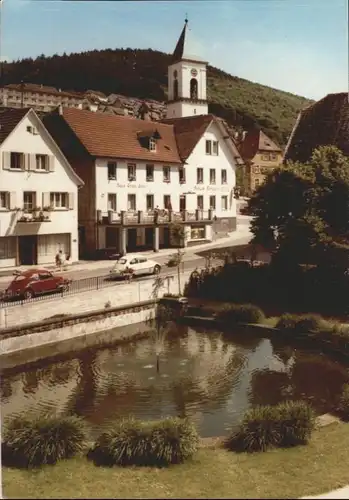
left=109, top=254, right=161, bottom=280
left=1, top=269, right=71, bottom=301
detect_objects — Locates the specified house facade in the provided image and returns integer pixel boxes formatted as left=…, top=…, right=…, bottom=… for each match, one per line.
left=0, top=108, right=83, bottom=269
left=238, top=129, right=283, bottom=193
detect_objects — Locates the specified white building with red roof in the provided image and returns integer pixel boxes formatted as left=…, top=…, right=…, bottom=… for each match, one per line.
left=43, top=20, right=243, bottom=258
left=0, top=107, right=83, bottom=269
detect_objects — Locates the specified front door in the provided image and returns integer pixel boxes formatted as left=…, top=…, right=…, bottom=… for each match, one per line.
left=145, top=228, right=153, bottom=248
left=127, top=228, right=137, bottom=252
left=18, top=235, right=37, bottom=265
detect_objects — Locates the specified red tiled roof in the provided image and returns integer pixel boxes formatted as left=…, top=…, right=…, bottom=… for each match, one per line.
left=58, top=107, right=182, bottom=164
left=162, top=114, right=215, bottom=160
left=284, top=92, right=349, bottom=163
left=0, top=107, right=30, bottom=144
left=239, top=129, right=282, bottom=160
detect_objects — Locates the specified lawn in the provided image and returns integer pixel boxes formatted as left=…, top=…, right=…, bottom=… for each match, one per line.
left=3, top=422, right=349, bottom=499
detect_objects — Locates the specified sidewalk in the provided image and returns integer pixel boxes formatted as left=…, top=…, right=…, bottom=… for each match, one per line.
left=302, top=485, right=349, bottom=499
left=0, top=226, right=251, bottom=279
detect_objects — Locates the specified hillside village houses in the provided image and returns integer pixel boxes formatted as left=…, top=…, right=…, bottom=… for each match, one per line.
left=43, top=19, right=244, bottom=258
left=0, top=107, right=83, bottom=269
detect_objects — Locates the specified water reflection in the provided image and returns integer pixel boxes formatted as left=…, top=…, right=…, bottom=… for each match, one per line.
left=2, top=325, right=349, bottom=437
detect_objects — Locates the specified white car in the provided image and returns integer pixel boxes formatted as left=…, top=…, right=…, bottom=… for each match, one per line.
left=109, top=254, right=161, bottom=279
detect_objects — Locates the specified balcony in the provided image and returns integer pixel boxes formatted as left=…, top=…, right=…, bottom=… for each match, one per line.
left=17, top=207, right=52, bottom=223
left=97, top=209, right=215, bottom=226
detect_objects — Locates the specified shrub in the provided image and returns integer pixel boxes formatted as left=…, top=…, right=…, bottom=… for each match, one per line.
left=88, top=417, right=199, bottom=467
left=216, top=303, right=265, bottom=325
left=226, top=400, right=315, bottom=453
left=276, top=400, right=316, bottom=447
left=2, top=414, right=87, bottom=468
left=337, top=383, right=349, bottom=420
left=225, top=405, right=281, bottom=453
left=276, top=313, right=329, bottom=335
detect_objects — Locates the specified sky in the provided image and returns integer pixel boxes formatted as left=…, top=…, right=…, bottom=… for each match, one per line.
left=1, top=0, right=348, bottom=100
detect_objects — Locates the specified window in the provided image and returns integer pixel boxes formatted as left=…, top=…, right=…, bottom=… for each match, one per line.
left=146, top=194, right=154, bottom=211
left=127, top=163, right=136, bottom=181
left=146, top=164, right=154, bottom=182
left=254, top=178, right=260, bottom=189
left=127, top=194, right=136, bottom=211
left=10, top=152, right=24, bottom=170
left=212, top=141, right=219, bottom=155
left=271, top=153, right=278, bottom=161
left=209, top=169, right=216, bottom=184
left=197, top=168, right=204, bottom=184
left=261, top=154, right=270, bottom=161
left=221, top=195, right=228, bottom=211
left=205, top=140, right=212, bottom=155
left=173, top=78, right=179, bottom=100
left=0, top=237, right=16, bottom=259
left=191, top=226, right=205, bottom=240
left=35, top=154, right=48, bottom=171
left=50, top=192, right=68, bottom=209
left=107, top=193, right=117, bottom=211
left=190, top=78, right=198, bottom=99
left=107, top=162, right=117, bottom=180
left=209, top=195, right=216, bottom=210
left=0, top=192, right=8, bottom=209
left=221, top=169, right=227, bottom=184
left=197, top=195, right=204, bottom=210
left=149, top=137, right=156, bottom=151
left=179, top=167, right=186, bottom=183
left=164, top=195, right=172, bottom=210
left=23, top=191, right=36, bottom=211
left=163, top=166, right=171, bottom=182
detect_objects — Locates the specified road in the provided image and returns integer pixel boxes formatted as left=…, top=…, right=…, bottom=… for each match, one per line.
left=0, top=229, right=256, bottom=302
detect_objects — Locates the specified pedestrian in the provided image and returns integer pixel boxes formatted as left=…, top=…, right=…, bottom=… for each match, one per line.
left=55, top=249, right=63, bottom=271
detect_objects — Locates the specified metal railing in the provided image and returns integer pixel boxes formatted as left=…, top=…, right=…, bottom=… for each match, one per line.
left=0, top=270, right=178, bottom=309
left=98, top=209, right=215, bottom=225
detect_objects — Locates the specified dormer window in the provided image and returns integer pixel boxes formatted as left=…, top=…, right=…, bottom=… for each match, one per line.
left=149, top=137, right=156, bottom=151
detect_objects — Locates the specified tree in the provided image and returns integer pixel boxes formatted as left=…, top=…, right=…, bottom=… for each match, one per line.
left=249, top=146, right=349, bottom=268
left=167, top=222, right=186, bottom=295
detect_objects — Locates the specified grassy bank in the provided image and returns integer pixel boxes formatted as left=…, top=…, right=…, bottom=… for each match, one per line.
left=3, top=422, right=349, bottom=499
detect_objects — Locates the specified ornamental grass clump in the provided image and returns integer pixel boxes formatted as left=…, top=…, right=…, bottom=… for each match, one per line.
left=2, top=414, right=87, bottom=469
left=276, top=400, right=316, bottom=447
left=216, top=303, right=265, bottom=325
left=226, top=400, right=315, bottom=453
left=225, top=405, right=281, bottom=453
left=87, top=416, right=199, bottom=467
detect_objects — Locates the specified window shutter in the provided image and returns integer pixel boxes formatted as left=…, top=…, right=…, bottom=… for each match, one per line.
left=42, top=192, right=50, bottom=208
left=23, top=154, right=29, bottom=170
left=48, top=156, right=55, bottom=172
left=9, top=192, right=16, bottom=210
left=29, top=154, right=36, bottom=171
left=68, top=192, right=74, bottom=210
left=2, top=151, right=10, bottom=170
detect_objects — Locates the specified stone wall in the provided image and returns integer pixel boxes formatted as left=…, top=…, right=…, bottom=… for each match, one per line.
left=0, top=270, right=192, bottom=329
left=0, top=300, right=156, bottom=359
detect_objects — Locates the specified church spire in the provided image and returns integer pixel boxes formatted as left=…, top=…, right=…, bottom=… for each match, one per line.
left=172, top=17, right=189, bottom=63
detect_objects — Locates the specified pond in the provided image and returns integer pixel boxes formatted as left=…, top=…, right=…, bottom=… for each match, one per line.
left=2, top=324, right=349, bottom=438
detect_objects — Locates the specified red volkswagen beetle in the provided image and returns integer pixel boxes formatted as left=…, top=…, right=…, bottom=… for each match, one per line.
left=1, top=269, right=71, bottom=301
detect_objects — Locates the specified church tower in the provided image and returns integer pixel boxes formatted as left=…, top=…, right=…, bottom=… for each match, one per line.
left=166, top=19, right=209, bottom=119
